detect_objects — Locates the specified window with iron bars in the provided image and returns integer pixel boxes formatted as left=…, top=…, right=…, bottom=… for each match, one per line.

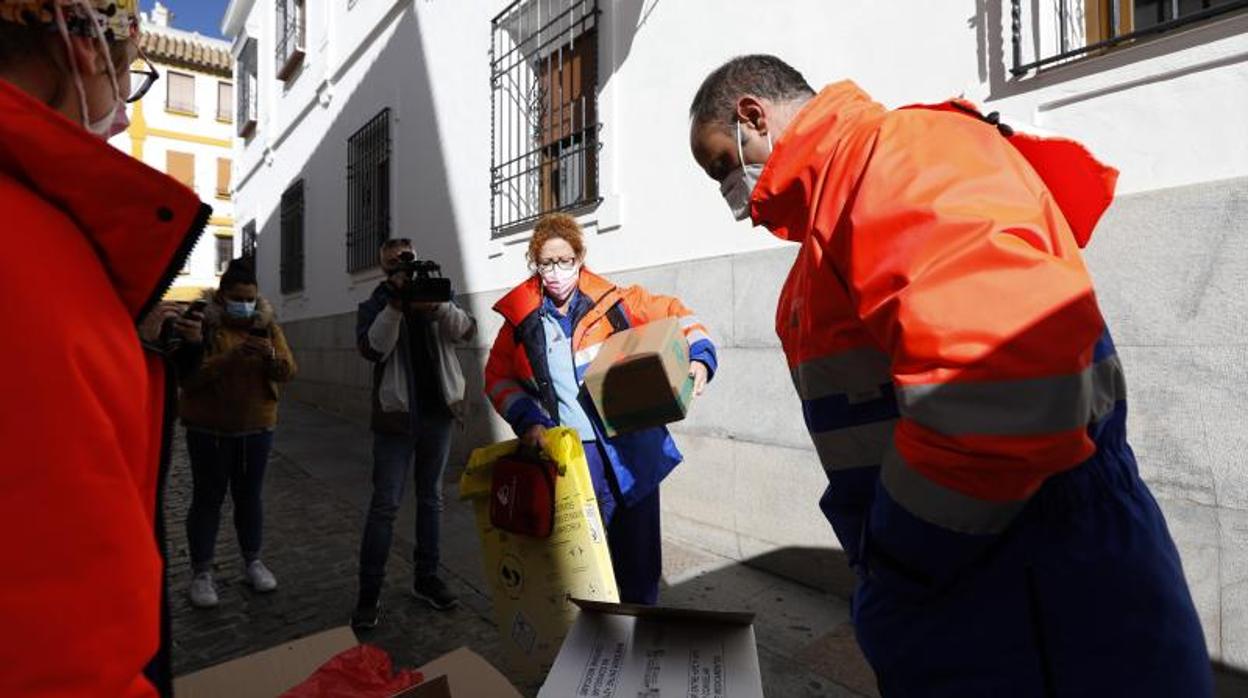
left=237, top=38, right=258, bottom=137
left=276, top=0, right=306, bottom=82
left=346, top=109, right=391, bottom=273
left=241, top=220, right=257, bottom=260
left=280, top=181, right=305, bottom=294
left=1011, top=0, right=1248, bottom=75
left=490, top=0, right=600, bottom=237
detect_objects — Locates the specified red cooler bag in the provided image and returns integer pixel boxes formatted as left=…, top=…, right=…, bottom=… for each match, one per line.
left=489, top=454, right=558, bottom=538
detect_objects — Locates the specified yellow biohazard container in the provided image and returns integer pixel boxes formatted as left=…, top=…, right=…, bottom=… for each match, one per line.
left=458, top=427, right=619, bottom=684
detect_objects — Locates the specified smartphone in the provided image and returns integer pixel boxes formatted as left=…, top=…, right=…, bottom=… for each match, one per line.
left=185, top=299, right=208, bottom=317
left=248, top=327, right=270, bottom=338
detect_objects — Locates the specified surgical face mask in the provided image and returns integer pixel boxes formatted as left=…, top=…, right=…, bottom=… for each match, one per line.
left=225, top=300, right=257, bottom=319
left=88, top=100, right=128, bottom=139
left=51, top=0, right=124, bottom=139
left=720, top=120, right=773, bottom=221
left=540, top=263, right=580, bottom=304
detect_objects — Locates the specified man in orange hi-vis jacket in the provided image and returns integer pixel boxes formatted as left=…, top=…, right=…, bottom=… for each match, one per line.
left=688, top=55, right=1211, bottom=696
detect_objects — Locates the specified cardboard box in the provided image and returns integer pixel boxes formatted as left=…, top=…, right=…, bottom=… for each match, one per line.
left=539, top=599, right=765, bottom=698
left=459, top=428, right=620, bottom=684
left=173, top=627, right=520, bottom=698
left=583, top=316, right=694, bottom=437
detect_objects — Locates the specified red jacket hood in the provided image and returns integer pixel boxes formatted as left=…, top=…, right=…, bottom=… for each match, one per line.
left=0, top=79, right=209, bottom=320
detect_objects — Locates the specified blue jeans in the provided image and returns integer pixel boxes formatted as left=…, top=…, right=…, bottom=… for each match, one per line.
left=185, top=429, right=274, bottom=572
left=358, top=415, right=454, bottom=605
left=584, top=440, right=662, bottom=605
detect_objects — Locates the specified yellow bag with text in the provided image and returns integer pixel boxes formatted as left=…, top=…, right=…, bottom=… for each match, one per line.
left=458, top=427, right=619, bottom=684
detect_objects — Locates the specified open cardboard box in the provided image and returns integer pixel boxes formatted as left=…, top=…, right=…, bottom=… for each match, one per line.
left=539, top=599, right=764, bottom=698
left=173, top=626, right=521, bottom=698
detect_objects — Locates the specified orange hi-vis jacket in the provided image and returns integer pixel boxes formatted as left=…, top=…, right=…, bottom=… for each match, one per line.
left=484, top=270, right=716, bottom=504
left=752, top=82, right=1209, bottom=695
left=0, top=80, right=208, bottom=696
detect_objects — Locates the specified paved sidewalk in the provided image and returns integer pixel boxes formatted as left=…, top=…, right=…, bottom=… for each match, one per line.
left=166, top=400, right=878, bottom=696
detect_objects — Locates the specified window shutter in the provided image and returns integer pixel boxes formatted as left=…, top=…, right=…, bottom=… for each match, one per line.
left=167, top=72, right=196, bottom=113
left=167, top=151, right=195, bottom=189
left=217, top=158, right=232, bottom=197
left=218, top=82, right=234, bottom=121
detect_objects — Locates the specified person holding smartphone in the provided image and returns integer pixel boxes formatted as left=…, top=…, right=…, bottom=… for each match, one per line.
left=178, top=257, right=297, bottom=608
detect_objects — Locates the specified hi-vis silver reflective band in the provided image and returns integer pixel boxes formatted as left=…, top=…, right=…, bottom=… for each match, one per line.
left=486, top=379, right=521, bottom=403
left=792, top=347, right=892, bottom=401
left=489, top=378, right=540, bottom=416
left=880, top=444, right=1027, bottom=534
left=897, top=355, right=1126, bottom=437
left=574, top=342, right=602, bottom=368
left=813, top=419, right=897, bottom=472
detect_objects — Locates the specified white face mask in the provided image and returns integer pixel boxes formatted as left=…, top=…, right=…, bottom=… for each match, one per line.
left=720, top=120, right=773, bottom=222
left=88, top=100, right=128, bottom=139
left=52, top=0, right=124, bottom=139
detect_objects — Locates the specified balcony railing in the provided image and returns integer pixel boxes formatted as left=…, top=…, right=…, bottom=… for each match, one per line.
left=1011, top=0, right=1248, bottom=76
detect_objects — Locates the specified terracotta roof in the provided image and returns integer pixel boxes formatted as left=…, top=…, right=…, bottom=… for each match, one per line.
left=140, top=28, right=233, bottom=76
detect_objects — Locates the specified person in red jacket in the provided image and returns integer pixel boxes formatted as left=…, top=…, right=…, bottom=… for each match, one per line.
left=688, top=55, right=1210, bottom=696
left=0, top=2, right=209, bottom=696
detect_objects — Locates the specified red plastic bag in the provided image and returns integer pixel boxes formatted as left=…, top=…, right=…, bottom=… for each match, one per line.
left=280, top=644, right=424, bottom=698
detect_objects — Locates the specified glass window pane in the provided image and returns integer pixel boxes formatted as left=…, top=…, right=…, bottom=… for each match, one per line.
left=167, top=72, right=195, bottom=113
left=218, top=82, right=233, bottom=121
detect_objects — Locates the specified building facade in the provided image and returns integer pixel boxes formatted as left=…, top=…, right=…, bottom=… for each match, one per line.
left=221, top=0, right=1248, bottom=669
left=113, top=2, right=236, bottom=301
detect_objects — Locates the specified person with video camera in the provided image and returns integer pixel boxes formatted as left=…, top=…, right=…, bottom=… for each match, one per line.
left=352, top=238, right=477, bottom=629
left=178, top=257, right=297, bottom=609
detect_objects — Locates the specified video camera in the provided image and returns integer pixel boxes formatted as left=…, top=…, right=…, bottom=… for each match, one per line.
left=390, top=250, right=453, bottom=304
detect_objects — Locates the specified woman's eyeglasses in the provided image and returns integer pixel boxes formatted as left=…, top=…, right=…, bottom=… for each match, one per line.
left=127, top=46, right=160, bottom=104
left=535, top=257, right=578, bottom=273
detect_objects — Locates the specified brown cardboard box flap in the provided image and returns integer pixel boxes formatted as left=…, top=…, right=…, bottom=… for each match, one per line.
left=173, top=629, right=519, bottom=698
left=571, top=597, right=756, bottom=625
left=411, top=647, right=523, bottom=698
left=172, top=627, right=358, bottom=698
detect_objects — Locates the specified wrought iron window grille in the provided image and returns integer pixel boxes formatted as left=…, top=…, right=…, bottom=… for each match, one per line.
left=490, top=0, right=602, bottom=238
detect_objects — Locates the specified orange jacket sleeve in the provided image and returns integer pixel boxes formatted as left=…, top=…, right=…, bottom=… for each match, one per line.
left=484, top=322, right=555, bottom=434
left=838, top=110, right=1108, bottom=536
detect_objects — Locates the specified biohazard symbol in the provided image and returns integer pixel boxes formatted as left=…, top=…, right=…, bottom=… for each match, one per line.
left=499, top=552, right=524, bottom=600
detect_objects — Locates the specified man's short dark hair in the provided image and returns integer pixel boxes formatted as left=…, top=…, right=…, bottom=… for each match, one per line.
left=220, top=257, right=258, bottom=290
left=689, top=55, right=815, bottom=131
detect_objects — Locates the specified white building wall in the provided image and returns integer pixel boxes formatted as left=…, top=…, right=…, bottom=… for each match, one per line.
left=227, top=0, right=1247, bottom=321
left=112, top=34, right=237, bottom=296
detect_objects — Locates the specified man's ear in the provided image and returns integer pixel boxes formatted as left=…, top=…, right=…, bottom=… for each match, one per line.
left=734, top=96, right=769, bottom=136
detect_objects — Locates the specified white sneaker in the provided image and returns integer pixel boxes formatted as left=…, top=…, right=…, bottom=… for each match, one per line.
left=189, top=572, right=219, bottom=608
left=245, top=560, right=278, bottom=592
